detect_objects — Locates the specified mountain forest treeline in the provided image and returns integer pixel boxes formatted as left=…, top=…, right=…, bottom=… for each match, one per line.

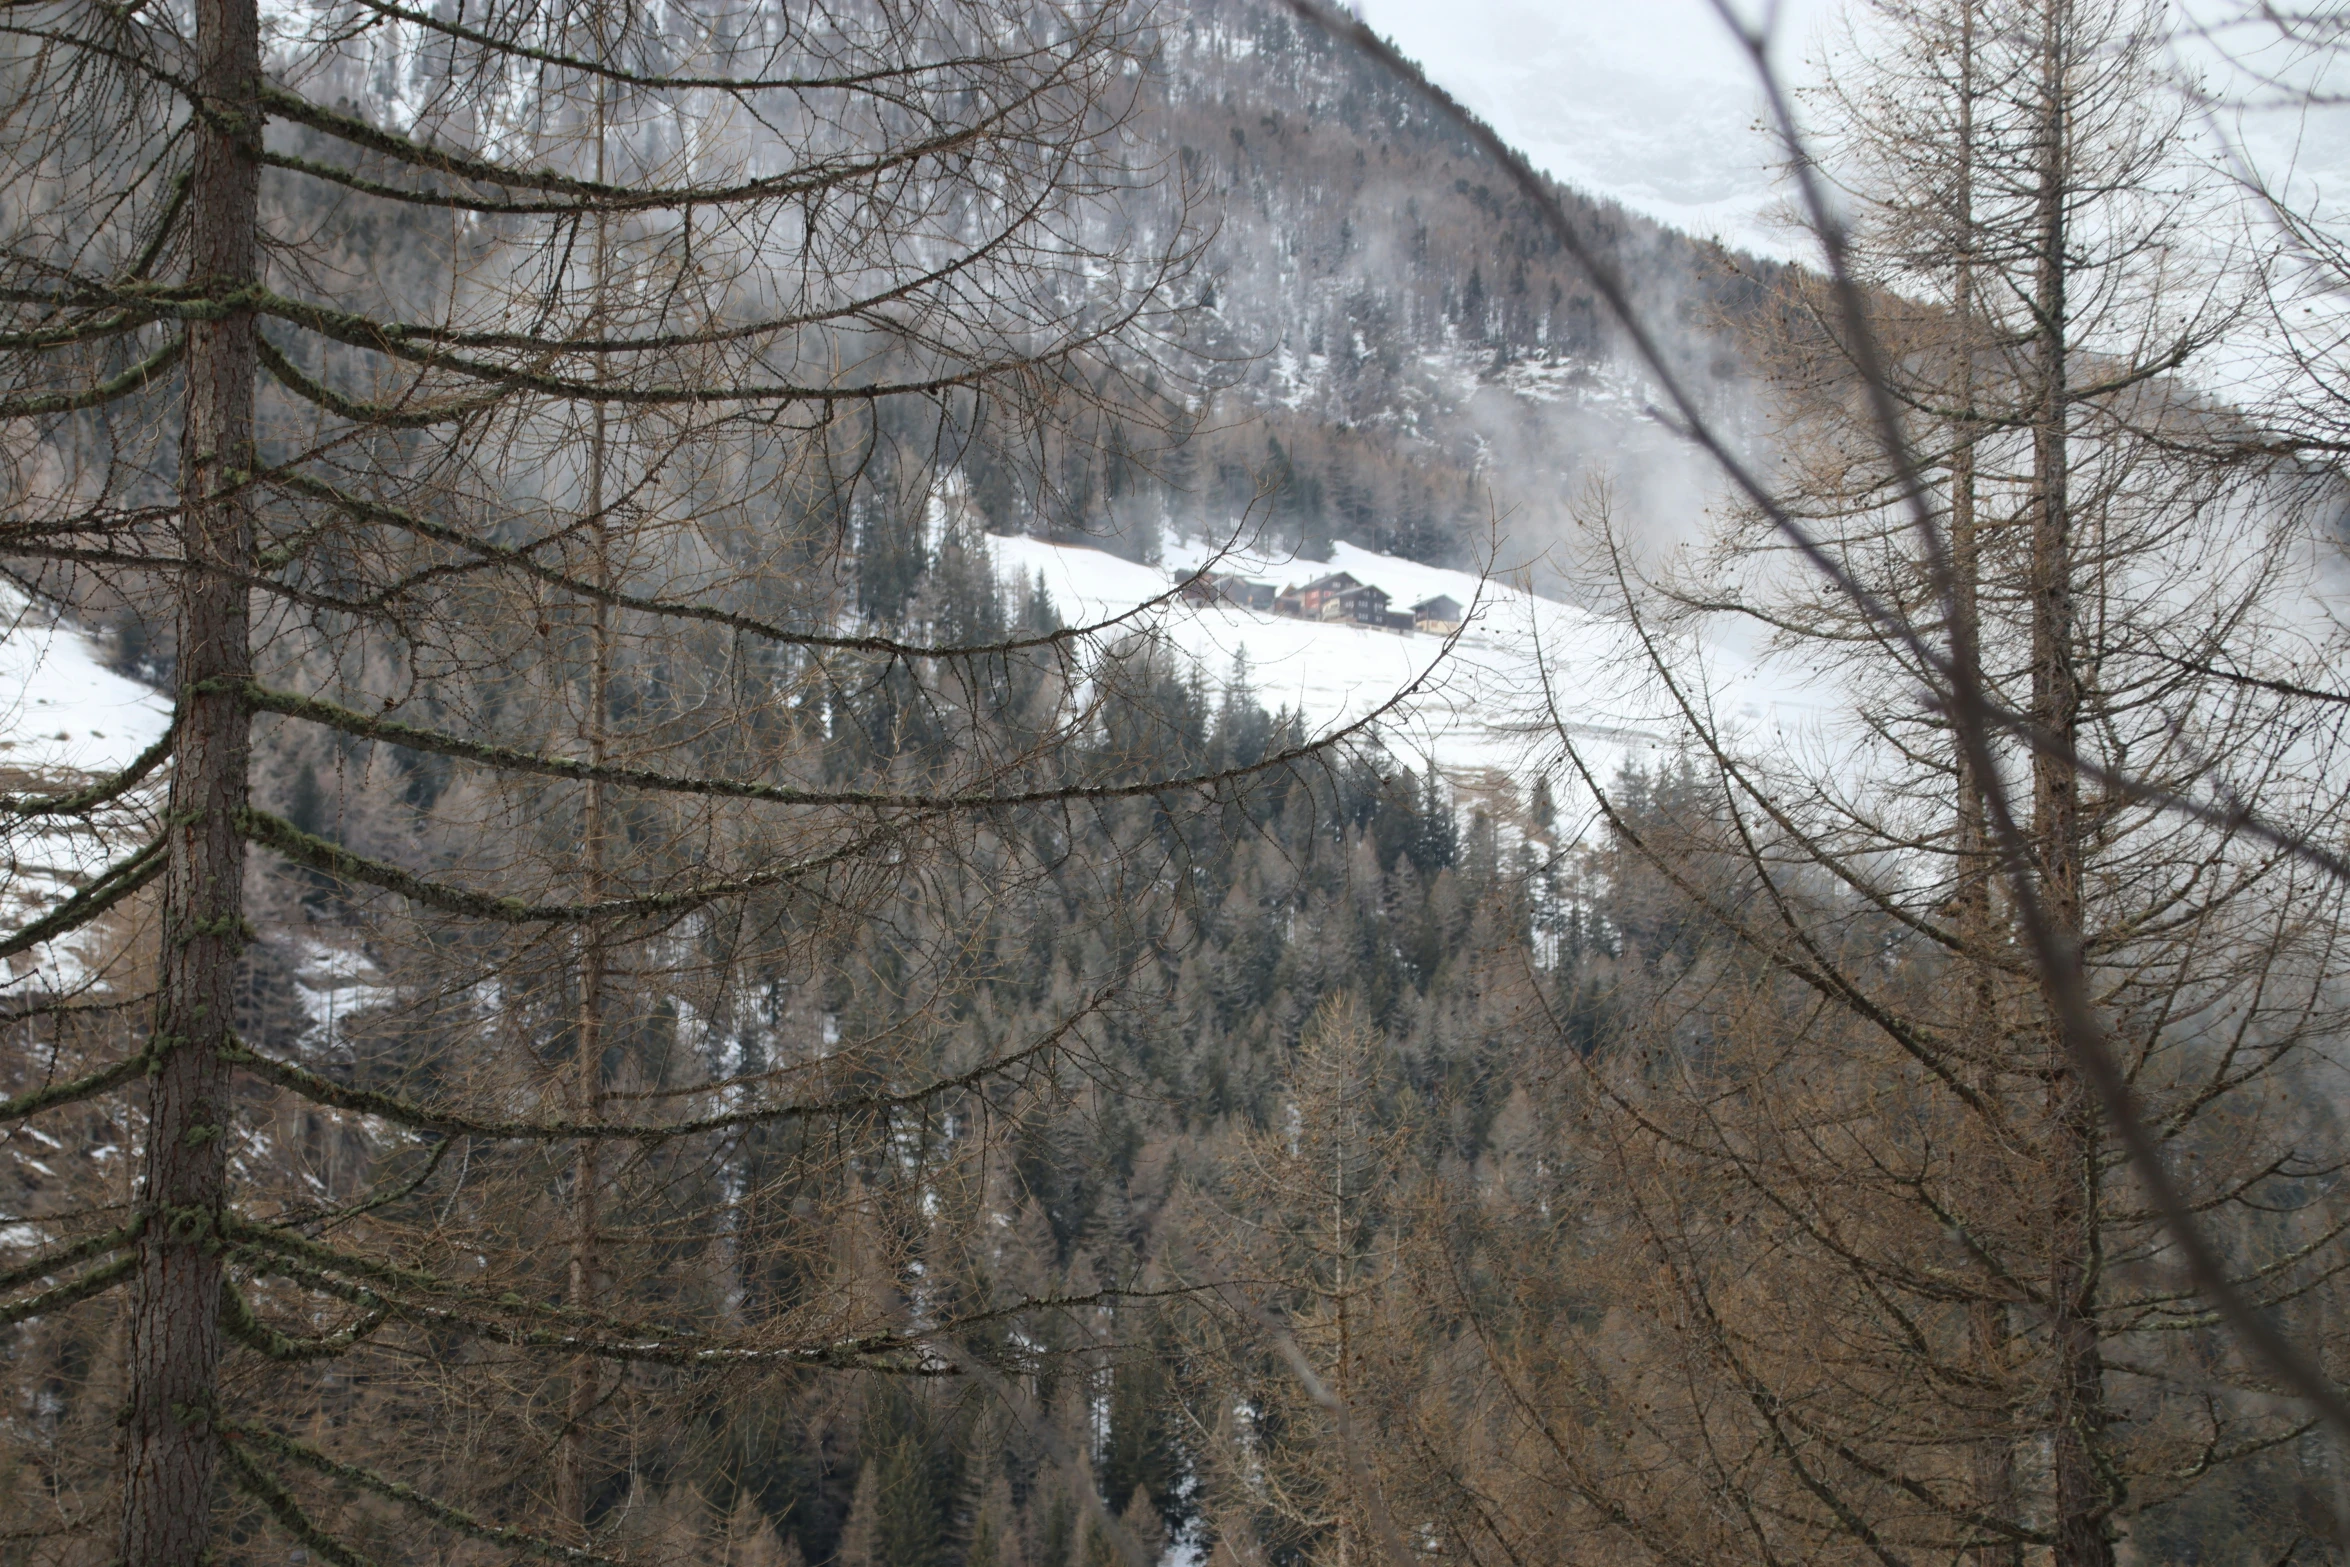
left=9, top=0, right=2350, bottom=1565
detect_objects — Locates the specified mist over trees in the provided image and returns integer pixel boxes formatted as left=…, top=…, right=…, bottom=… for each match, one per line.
left=8, top=1, right=2350, bottom=1566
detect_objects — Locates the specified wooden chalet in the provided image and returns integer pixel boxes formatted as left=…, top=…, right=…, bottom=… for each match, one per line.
left=1277, top=571, right=1359, bottom=618
left=1327, top=582, right=1393, bottom=624
left=1412, top=594, right=1464, bottom=633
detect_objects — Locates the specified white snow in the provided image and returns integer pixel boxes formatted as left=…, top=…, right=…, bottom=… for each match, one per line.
left=293, top=940, right=395, bottom=1060
left=0, top=590, right=170, bottom=780
left=1, top=590, right=171, bottom=992
left=986, top=531, right=1834, bottom=791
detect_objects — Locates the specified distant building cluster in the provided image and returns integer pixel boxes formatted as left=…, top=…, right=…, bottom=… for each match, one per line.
left=1184, top=570, right=1462, bottom=635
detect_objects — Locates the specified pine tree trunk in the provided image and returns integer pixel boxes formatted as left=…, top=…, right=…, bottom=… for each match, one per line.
left=2028, top=6, right=2110, bottom=1562
left=119, top=0, right=260, bottom=1557
left=559, top=175, right=614, bottom=1531
left=1947, top=10, right=2021, bottom=1560
left=557, top=419, right=611, bottom=1542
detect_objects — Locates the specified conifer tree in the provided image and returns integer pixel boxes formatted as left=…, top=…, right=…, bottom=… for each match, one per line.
left=1178, top=993, right=1411, bottom=1567
left=1505, top=2, right=2350, bottom=1559
left=0, top=2, right=1417, bottom=1563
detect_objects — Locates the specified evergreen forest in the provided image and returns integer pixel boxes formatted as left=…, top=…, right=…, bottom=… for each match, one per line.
left=7, top=0, right=2350, bottom=1564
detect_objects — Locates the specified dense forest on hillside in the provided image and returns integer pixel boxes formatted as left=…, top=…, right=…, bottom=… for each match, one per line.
left=874, top=0, right=1791, bottom=574
left=10, top=0, right=2350, bottom=1564
left=1129, top=0, right=1781, bottom=565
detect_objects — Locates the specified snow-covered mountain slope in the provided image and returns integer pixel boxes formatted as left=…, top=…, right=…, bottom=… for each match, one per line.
left=1, top=592, right=170, bottom=991
left=0, top=534, right=1841, bottom=990
left=987, top=532, right=1833, bottom=792
left=1, top=592, right=169, bottom=781
left=0, top=600, right=395, bottom=1038
left=1368, top=0, right=1835, bottom=261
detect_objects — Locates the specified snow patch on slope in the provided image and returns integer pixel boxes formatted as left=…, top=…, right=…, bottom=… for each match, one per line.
left=293, top=940, right=394, bottom=1062
left=0, top=591, right=169, bottom=780
left=2, top=591, right=171, bottom=993
left=985, top=532, right=1833, bottom=790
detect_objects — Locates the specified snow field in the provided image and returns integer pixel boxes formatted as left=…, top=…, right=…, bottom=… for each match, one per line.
left=986, top=531, right=1837, bottom=798
left=0, top=589, right=170, bottom=781
left=1, top=590, right=171, bottom=994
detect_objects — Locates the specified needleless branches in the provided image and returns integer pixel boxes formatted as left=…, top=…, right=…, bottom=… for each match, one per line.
left=0, top=2, right=1423, bottom=1565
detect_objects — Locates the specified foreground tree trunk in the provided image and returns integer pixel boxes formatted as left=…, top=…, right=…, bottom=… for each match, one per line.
left=119, top=0, right=261, bottom=1559
left=2025, top=9, right=2111, bottom=1564
left=1944, top=13, right=2023, bottom=1558
left=0, top=0, right=1257, bottom=1562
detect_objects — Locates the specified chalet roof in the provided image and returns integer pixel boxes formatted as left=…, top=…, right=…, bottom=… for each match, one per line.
left=1297, top=571, right=1360, bottom=595
left=1411, top=593, right=1463, bottom=615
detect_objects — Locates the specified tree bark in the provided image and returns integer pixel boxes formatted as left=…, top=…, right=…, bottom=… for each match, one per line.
left=1947, top=8, right=2021, bottom=1555
left=2028, top=6, right=2111, bottom=1563
left=558, top=465, right=610, bottom=1540
left=119, top=0, right=260, bottom=1558
left=560, top=100, right=614, bottom=1520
